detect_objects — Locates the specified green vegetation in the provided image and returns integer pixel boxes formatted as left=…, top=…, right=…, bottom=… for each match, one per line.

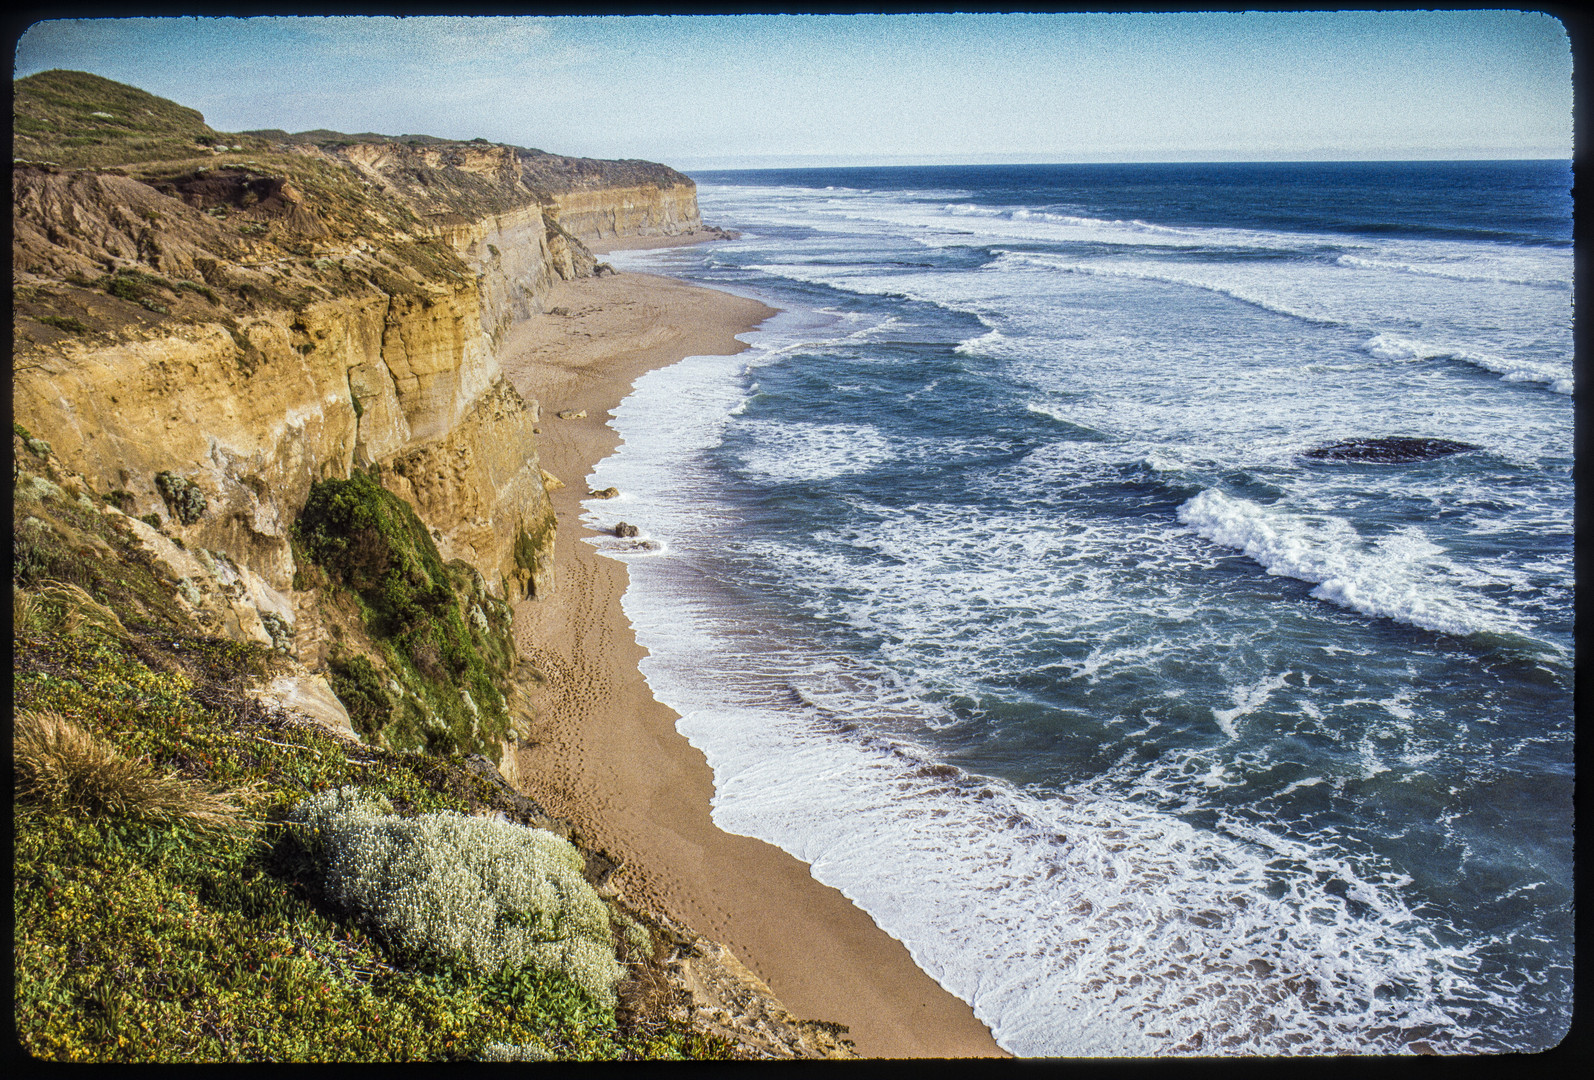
left=13, top=443, right=739, bottom=1062
left=35, top=314, right=90, bottom=333
left=326, top=651, right=393, bottom=738
left=176, top=279, right=220, bottom=305
left=154, top=471, right=207, bottom=525
left=16, top=708, right=258, bottom=834
left=12, top=69, right=245, bottom=168
left=293, top=469, right=516, bottom=759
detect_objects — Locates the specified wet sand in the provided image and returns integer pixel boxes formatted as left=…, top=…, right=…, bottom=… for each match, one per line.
left=501, top=270, right=1005, bottom=1058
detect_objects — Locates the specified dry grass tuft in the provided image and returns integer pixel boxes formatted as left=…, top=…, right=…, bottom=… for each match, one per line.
left=14, top=586, right=46, bottom=640
left=33, top=580, right=130, bottom=640
left=14, top=709, right=260, bottom=833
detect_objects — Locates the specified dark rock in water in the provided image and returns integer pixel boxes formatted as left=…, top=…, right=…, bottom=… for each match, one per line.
left=613, top=521, right=639, bottom=538
left=1302, top=437, right=1481, bottom=464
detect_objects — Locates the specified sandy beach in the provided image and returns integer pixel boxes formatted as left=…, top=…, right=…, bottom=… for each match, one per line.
left=500, top=267, right=1005, bottom=1058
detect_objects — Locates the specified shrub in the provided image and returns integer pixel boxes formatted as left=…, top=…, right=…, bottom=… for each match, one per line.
left=36, top=315, right=89, bottom=333
left=328, top=651, right=394, bottom=737
left=33, top=580, right=131, bottom=640
left=101, top=268, right=173, bottom=306
left=478, top=1042, right=555, bottom=1061
left=289, top=788, right=626, bottom=1005
left=14, top=710, right=257, bottom=834
left=14, top=586, right=46, bottom=640
left=294, top=473, right=515, bottom=757
left=175, top=279, right=220, bottom=304
left=154, top=471, right=207, bottom=525
left=295, top=471, right=447, bottom=634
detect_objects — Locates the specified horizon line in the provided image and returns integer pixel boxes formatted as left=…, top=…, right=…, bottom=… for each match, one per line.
left=674, top=154, right=1572, bottom=173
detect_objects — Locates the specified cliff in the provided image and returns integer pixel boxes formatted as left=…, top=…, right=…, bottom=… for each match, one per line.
left=13, top=71, right=702, bottom=615
left=13, top=70, right=852, bottom=1063
left=11, top=70, right=719, bottom=767
left=242, top=126, right=704, bottom=243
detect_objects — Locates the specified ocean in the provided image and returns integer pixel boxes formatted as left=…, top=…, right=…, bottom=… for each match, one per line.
left=586, top=162, right=1573, bottom=1055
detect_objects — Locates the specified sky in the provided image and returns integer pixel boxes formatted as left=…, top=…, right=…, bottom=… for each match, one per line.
left=12, top=12, right=1575, bottom=169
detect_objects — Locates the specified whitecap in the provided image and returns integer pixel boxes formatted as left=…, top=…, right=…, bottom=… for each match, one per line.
left=1176, top=489, right=1534, bottom=639
left=1361, top=334, right=1571, bottom=392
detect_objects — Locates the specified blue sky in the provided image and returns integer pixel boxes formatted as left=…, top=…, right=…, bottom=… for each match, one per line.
left=13, top=12, right=1574, bottom=168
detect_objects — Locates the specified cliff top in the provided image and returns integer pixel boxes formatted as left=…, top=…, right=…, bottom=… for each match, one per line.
left=245, top=128, right=694, bottom=195
left=13, top=69, right=274, bottom=168
left=11, top=70, right=683, bottom=354
left=14, top=69, right=692, bottom=194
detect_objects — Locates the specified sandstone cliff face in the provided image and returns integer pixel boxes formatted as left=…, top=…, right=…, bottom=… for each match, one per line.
left=12, top=167, right=562, bottom=605
left=13, top=81, right=705, bottom=617
left=549, top=183, right=702, bottom=241
left=13, top=282, right=556, bottom=601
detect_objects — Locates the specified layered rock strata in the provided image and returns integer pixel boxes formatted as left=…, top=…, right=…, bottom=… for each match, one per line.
left=13, top=75, right=703, bottom=610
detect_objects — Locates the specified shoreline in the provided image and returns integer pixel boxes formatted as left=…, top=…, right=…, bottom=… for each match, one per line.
left=500, top=268, right=1005, bottom=1058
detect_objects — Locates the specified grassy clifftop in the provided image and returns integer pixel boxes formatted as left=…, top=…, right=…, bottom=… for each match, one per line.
left=13, top=69, right=272, bottom=168
left=10, top=70, right=675, bottom=354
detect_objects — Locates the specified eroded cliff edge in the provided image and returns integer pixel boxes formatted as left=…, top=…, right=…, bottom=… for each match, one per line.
left=15, top=73, right=700, bottom=616
left=13, top=70, right=715, bottom=768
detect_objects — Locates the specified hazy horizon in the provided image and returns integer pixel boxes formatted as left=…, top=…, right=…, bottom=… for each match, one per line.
left=14, top=13, right=1574, bottom=169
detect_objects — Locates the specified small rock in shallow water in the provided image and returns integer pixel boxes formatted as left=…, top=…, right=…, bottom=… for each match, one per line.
left=613, top=522, right=639, bottom=538
left=1302, top=437, right=1481, bottom=463
left=589, top=486, right=619, bottom=499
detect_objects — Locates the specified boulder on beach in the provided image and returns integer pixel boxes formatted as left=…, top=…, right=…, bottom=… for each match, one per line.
left=556, top=409, right=587, bottom=420
left=613, top=522, right=639, bottom=538
left=1302, top=437, right=1481, bottom=463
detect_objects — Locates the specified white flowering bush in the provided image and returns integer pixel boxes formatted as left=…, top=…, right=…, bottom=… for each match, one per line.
left=477, top=1041, right=555, bottom=1061
left=289, top=787, right=624, bottom=1005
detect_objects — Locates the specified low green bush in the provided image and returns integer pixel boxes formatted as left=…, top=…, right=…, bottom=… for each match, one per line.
left=294, top=471, right=514, bottom=758
left=328, top=651, right=393, bottom=737
left=36, top=315, right=90, bottom=333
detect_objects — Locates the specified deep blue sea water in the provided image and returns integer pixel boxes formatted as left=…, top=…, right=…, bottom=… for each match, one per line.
left=586, top=162, right=1573, bottom=1055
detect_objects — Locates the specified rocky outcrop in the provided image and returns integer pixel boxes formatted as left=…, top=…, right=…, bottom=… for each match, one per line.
left=1303, top=437, right=1482, bottom=463
left=639, top=910, right=856, bottom=1059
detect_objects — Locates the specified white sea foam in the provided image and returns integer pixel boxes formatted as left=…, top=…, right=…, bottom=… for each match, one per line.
left=989, top=250, right=1344, bottom=326
left=1362, top=334, right=1571, bottom=392
left=955, top=327, right=1010, bottom=357
left=734, top=420, right=896, bottom=481
left=1212, top=672, right=1293, bottom=739
left=1177, top=489, right=1533, bottom=639
left=641, top=661, right=1503, bottom=1056
left=1335, top=252, right=1570, bottom=290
